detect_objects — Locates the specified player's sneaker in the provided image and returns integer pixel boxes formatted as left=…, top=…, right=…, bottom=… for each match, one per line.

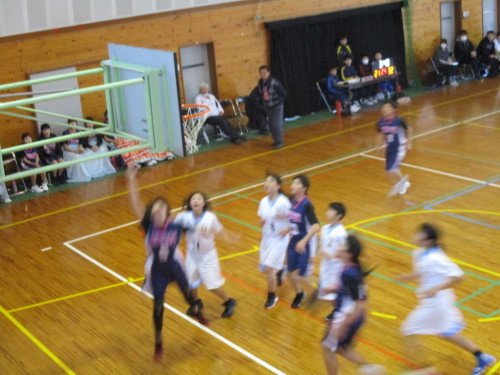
left=325, top=311, right=334, bottom=322
left=399, top=181, right=410, bottom=195
left=264, top=294, right=279, bottom=310
left=388, top=181, right=401, bottom=197
left=472, top=353, right=496, bottom=375
left=291, top=291, right=305, bottom=309
left=221, top=298, right=237, bottom=318
left=31, top=185, right=43, bottom=193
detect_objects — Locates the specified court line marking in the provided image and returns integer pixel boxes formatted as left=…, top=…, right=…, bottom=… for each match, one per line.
left=43, top=108, right=500, bottom=244
left=416, top=146, right=500, bottom=167
left=41, top=247, right=52, bottom=252
left=0, top=304, right=76, bottom=375
left=7, top=277, right=144, bottom=314
left=63, top=242, right=286, bottom=375
left=371, top=312, right=397, bottom=319
left=478, top=317, right=500, bottom=323
left=464, top=122, right=499, bottom=131
left=2, top=104, right=499, bottom=231
left=486, top=361, right=500, bottom=375
left=360, top=153, right=500, bottom=188
left=350, top=223, right=500, bottom=278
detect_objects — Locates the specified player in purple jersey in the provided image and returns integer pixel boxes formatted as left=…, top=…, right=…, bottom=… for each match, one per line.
left=126, top=164, right=207, bottom=361
left=375, top=102, right=413, bottom=197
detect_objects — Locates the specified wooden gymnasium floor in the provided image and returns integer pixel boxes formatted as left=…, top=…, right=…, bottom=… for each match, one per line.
left=1, top=79, right=499, bottom=375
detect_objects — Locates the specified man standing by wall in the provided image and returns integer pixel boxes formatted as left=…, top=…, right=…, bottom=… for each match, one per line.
left=258, top=66, right=287, bottom=149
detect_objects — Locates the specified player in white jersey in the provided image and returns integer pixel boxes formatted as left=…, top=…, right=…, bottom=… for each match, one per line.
left=318, top=203, right=348, bottom=318
left=397, top=224, right=496, bottom=375
left=174, top=191, right=236, bottom=318
left=258, top=174, right=292, bottom=309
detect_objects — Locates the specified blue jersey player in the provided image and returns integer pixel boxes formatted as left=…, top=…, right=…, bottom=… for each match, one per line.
left=322, top=236, right=385, bottom=375
left=376, top=101, right=413, bottom=197
left=286, top=175, right=320, bottom=308
left=126, top=164, right=207, bottom=361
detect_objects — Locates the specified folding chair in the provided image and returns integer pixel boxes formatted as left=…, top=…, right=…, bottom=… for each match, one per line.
left=458, top=64, right=475, bottom=79
left=2, top=152, right=27, bottom=195
left=316, top=78, right=336, bottom=113
left=234, top=96, right=250, bottom=134
left=430, top=57, right=445, bottom=85
left=220, top=99, right=247, bottom=135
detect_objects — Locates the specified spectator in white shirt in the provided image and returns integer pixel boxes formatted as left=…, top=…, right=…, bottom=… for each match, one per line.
left=195, top=84, right=246, bottom=144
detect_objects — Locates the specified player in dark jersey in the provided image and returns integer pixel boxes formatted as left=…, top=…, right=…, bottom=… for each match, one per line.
left=376, top=101, right=413, bottom=197
left=322, top=235, right=385, bottom=375
left=286, top=174, right=320, bottom=308
left=126, top=164, right=207, bottom=361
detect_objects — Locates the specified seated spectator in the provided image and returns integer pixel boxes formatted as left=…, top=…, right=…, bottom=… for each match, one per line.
left=82, top=117, right=116, bottom=179
left=0, top=182, right=11, bottom=203
left=340, top=56, right=365, bottom=107
left=62, top=120, right=92, bottom=183
left=358, top=53, right=378, bottom=103
left=433, top=39, right=459, bottom=86
left=39, top=123, right=66, bottom=185
left=101, top=110, right=126, bottom=170
left=470, top=50, right=490, bottom=80
left=245, top=86, right=268, bottom=135
left=373, top=51, right=394, bottom=98
left=454, top=30, right=475, bottom=65
left=195, top=83, right=246, bottom=144
left=19, top=133, right=49, bottom=193
left=477, top=31, right=498, bottom=78
left=336, top=36, right=352, bottom=66
left=326, top=67, right=359, bottom=113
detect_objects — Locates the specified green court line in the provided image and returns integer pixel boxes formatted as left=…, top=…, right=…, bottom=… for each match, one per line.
left=458, top=305, right=488, bottom=318
left=456, top=282, right=499, bottom=305
left=417, top=147, right=500, bottom=167
left=214, top=211, right=262, bottom=232
left=486, top=309, right=500, bottom=318
left=371, top=272, right=416, bottom=291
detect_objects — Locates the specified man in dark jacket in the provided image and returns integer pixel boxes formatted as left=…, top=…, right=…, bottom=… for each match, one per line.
left=477, top=31, right=498, bottom=78
left=258, top=66, right=287, bottom=149
left=454, top=30, right=475, bottom=65
left=246, top=86, right=268, bottom=135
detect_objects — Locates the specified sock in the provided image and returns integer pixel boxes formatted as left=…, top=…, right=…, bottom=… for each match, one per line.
left=473, top=351, right=482, bottom=358
left=268, top=292, right=276, bottom=299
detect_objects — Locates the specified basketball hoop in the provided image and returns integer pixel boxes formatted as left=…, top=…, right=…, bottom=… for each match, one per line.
left=181, top=104, right=210, bottom=154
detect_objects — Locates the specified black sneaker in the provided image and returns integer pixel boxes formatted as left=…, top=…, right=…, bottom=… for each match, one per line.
left=264, top=293, right=278, bottom=310
left=291, top=292, right=305, bottom=309
left=154, top=342, right=163, bottom=361
left=221, top=298, right=236, bottom=318
left=325, top=311, right=334, bottom=322
left=276, top=269, right=285, bottom=287
left=186, top=299, right=203, bottom=316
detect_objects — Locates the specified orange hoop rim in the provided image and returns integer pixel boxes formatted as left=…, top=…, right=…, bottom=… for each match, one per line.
left=181, top=104, right=210, bottom=120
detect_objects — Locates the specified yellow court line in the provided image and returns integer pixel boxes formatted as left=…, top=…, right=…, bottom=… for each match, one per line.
left=2, top=87, right=498, bottom=232
left=0, top=304, right=76, bottom=375
left=486, top=361, right=500, bottom=375
left=478, top=317, right=500, bottom=323
left=466, top=122, right=500, bottom=130
left=349, top=219, right=500, bottom=277
left=220, top=246, right=260, bottom=261
left=406, top=113, right=457, bottom=123
left=8, top=277, right=144, bottom=313
left=371, top=312, right=398, bottom=319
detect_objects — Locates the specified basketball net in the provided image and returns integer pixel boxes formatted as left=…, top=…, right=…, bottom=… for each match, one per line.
left=181, top=104, right=210, bottom=154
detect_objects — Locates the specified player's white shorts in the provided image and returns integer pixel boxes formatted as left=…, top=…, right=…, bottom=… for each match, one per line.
left=185, top=249, right=225, bottom=290
left=318, top=258, right=343, bottom=300
left=260, top=235, right=288, bottom=271
left=401, top=295, right=465, bottom=336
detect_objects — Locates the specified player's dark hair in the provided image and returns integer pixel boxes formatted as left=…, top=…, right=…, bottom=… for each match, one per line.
left=328, top=202, right=346, bottom=220
left=293, top=174, right=310, bottom=192
left=259, top=65, right=270, bottom=72
left=184, top=191, right=211, bottom=212
left=346, top=235, right=374, bottom=278
left=419, top=223, right=439, bottom=246
left=142, top=197, right=171, bottom=229
left=21, top=132, right=31, bottom=141
left=343, top=54, right=353, bottom=62
left=67, top=118, right=77, bottom=124
left=361, top=53, right=369, bottom=59
left=384, top=100, right=398, bottom=109
left=440, top=38, right=447, bottom=44
left=339, top=35, right=348, bottom=41
left=40, top=123, right=51, bottom=131
left=459, top=30, right=467, bottom=36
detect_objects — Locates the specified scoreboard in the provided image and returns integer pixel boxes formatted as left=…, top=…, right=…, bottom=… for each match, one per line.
left=371, top=57, right=396, bottom=79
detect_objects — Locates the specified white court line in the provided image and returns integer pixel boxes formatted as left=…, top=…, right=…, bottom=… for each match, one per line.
left=361, top=153, right=500, bottom=188
left=41, top=247, right=52, bottom=252
left=64, top=108, right=500, bottom=244
left=63, top=242, right=286, bottom=375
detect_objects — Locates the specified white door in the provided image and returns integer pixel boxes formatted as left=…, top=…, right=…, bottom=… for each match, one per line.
left=441, top=2, right=456, bottom=47
left=180, top=44, right=212, bottom=104
left=483, top=0, right=498, bottom=35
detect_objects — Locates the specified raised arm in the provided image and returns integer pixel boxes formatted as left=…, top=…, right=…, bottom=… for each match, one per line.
left=125, top=164, right=146, bottom=220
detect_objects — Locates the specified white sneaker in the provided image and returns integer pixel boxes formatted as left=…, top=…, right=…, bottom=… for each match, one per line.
left=41, top=182, right=49, bottom=191
left=358, top=364, right=386, bottom=374
left=366, top=99, right=375, bottom=105
left=370, top=96, right=378, bottom=103
left=31, top=185, right=43, bottom=193
left=399, top=181, right=410, bottom=194
left=350, top=104, right=361, bottom=113
left=1, top=197, right=11, bottom=203
left=353, top=100, right=361, bottom=107
left=450, top=80, right=458, bottom=86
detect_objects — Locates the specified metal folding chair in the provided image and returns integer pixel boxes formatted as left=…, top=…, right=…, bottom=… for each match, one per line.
left=2, top=152, right=27, bottom=195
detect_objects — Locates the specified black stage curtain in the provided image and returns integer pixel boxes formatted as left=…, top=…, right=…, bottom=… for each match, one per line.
left=266, top=2, right=407, bottom=117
